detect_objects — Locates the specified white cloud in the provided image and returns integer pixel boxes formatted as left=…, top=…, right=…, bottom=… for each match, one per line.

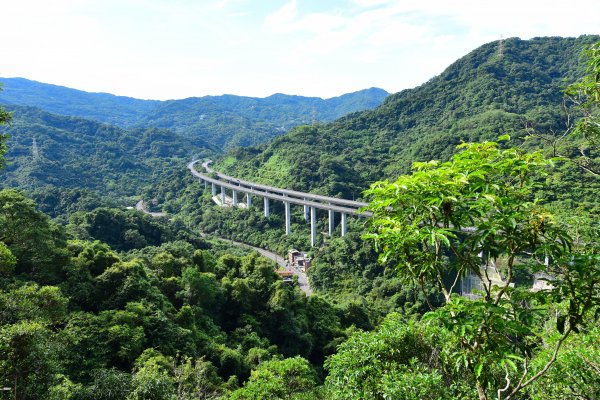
left=2, top=0, right=599, bottom=99
left=350, top=0, right=397, bottom=7
left=264, top=0, right=299, bottom=33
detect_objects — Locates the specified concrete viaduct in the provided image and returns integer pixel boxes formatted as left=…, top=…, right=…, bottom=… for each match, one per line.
left=188, top=160, right=371, bottom=246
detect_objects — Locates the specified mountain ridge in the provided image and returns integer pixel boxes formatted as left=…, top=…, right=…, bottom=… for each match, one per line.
left=0, top=77, right=388, bottom=149
left=215, top=35, right=600, bottom=205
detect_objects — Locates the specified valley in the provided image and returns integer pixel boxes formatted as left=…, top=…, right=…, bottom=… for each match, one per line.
left=0, top=35, right=598, bottom=400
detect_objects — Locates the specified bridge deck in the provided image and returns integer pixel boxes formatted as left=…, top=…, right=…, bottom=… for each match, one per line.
left=188, top=160, right=371, bottom=217
left=201, top=160, right=369, bottom=209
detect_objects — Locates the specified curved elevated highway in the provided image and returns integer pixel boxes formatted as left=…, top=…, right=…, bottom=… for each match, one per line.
left=188, top=160, right=371, bottom=246
left=201, top=161, right=369, bottom=209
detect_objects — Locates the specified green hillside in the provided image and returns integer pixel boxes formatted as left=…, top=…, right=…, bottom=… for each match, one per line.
left=216, top=36, right=600, bottom=203
left=0, top=105, right=212, bottom=200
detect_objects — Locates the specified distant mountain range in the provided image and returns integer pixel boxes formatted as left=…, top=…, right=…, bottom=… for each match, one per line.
left=3, top=36, right=599, bottom=215
left=0, top=78, right=388, bottom=149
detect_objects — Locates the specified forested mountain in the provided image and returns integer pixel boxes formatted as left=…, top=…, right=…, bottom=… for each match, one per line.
left=0, top=77, right=161, bottom=126
left=1, top=35, right=599, bottom=399
left=135, top=87, right=388, bottom=149
left=217, top=36, right=600, bottom=204
left=0, top=76, right=387, bottom=206
left=0, top=105, right=212, bottom=200
left=0, top=78, right=388, bottom=150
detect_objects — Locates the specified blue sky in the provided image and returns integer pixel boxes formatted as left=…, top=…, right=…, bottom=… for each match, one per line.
left=1, top=0, right=598, bottom=100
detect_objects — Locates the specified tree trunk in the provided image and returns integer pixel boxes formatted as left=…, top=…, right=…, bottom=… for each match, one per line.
left=477, top=382, right=487, bottom=400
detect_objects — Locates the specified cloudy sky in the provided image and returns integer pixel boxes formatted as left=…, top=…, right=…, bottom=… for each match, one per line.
left=1, top=0, right=598, bottom=100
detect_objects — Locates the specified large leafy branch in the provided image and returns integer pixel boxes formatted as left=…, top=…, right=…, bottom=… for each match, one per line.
left=363, top=140, right=599, bottom=399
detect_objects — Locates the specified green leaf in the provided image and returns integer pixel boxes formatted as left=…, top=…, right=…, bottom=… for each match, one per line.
left=475, top=363, right=483, bottom=378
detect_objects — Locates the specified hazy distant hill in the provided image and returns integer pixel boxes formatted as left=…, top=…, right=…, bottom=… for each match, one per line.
left=216, top=35, right=600, bottom=205
left=0, top=105, right=211, bottom=197
left=0, top=78, right=388, bottom=149
left=0, top=77, right=160, bottom=126
left=137, top=87, right=389, bottom=149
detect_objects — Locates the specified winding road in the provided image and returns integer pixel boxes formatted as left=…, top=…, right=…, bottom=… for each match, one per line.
left=135, top=199, right=312, bottom=296
left=135, top=199, right=167, bottom=217
left=220, top=239, right=313, bottom=296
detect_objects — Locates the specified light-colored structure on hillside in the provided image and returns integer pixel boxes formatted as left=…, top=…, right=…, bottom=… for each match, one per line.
left=288, top=249, right=311, bottom=272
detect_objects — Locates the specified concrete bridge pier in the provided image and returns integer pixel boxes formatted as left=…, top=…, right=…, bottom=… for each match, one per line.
left=211, top=183, right=216, bottom=196
left=221, top=186, right=226, bottom=205
left=247, top=194, right=252, bottom=208
left=310, top=206, right=317, bottom=247
left=232, top=190, right=238, bottom=206
left=304, top=201, right=309, bottom=221
left=285, top=201, right=291, bottom=235
left=328, top=208, right=334, bottom=236
left=341, top=213, right=347, bottom=237
left=264, top=197, right=270, bottom=217
left=204, top=180, right=207, bottom=189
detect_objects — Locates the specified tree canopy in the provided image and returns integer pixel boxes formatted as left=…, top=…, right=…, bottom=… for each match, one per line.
left=1, top=37, right=599, bottom=400
left=328, top=139, right=600, bottom=400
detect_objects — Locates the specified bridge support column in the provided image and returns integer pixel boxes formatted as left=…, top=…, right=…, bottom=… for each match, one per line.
left=204, top=180, right=207, bottom=189
left=221, top=186, right=226, bottom=205
left=232, top=190, right=238, bottom=206
left=310, top=207, right=317, bottom=247
left=328, top=208, right=334, bottom=236
left=264, top=197, right=269, bottom=218
left=285, top=201, right=291, bottom=235
left=211, top=183, right=216, bottom=196
left=247, top=194, right=252, bottom=208
left=304, top=200, right=309, bottom=221
left=341, top=213, right=347, bottom=237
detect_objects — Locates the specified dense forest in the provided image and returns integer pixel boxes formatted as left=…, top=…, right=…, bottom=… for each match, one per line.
left=0, top=105, right=211, bottom=201
left=217, top=36, right=600, bottom=210
left=0, top=35, right=599, bottom=399
left=0, top=189, right=365, bottom=399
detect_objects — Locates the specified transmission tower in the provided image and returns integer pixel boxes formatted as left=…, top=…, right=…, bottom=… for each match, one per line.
left=498, top=37, right=505, bottom=58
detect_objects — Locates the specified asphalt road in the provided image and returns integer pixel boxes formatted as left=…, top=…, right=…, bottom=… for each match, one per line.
left=220, top=239, right=313, bottom=296
left=135, top=199, right=312, bottom=296
left=135, top=199, right=167, bottom=217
